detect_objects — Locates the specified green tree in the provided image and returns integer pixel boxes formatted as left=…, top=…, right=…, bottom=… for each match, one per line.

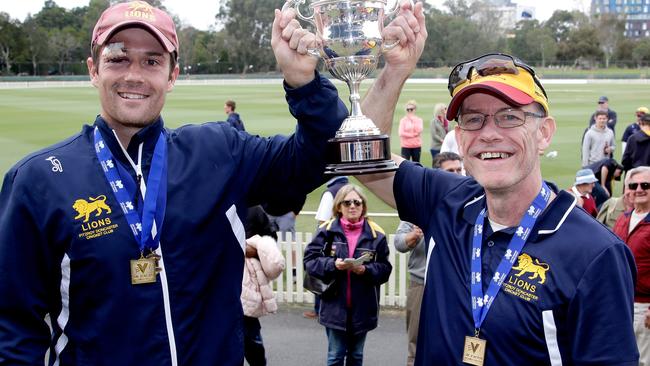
left=48, top=26, right=81, bottom=74
left=0, top=13, right=24, bottom=74
left=593, top=13, right=625, bottom=68
left=556, top=26, right=603, bottom=67
left=632, top=38, right=650, bottom=67
left=217, top=0, right=282, bottom=74
left=509, top=20, right=557, bottom=67
left=23, top=15, right=51, bottom=75
left=613, top=38, right=636, bottom=67
left=544, top=10, right=589, bottom=44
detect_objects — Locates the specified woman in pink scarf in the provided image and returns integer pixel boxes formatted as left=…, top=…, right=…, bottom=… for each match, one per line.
left=304, top=184, right=392, bottom=366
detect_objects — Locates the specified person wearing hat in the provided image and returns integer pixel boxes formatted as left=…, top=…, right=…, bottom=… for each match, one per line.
left=568, top=168, right=599, bottom=217
left=623, top=113, right=650, bottom=171
left=0, top=1, right=351, bottom=365
left=622, top=107, right=648, bottom=154
left=588, top=95, right=618, bottom=135
left=357, top=35, right=637, bottom=365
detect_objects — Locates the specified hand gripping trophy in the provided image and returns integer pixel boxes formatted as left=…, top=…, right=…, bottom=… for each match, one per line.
left=283, top=0, right=405, bottom=175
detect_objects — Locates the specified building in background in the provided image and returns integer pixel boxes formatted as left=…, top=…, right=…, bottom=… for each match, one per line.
left=591, top=0, right=650, bottom=38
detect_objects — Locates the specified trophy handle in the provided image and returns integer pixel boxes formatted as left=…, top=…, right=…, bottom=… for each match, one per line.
left=282, top=0, right=315, bottom=24
left=382, top=0, right=415, bottom=50
left=281, top=0, right=321, bottom=57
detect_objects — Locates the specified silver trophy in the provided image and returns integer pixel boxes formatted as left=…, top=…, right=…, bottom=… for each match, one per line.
left=283, top=0, right=402, bottom=175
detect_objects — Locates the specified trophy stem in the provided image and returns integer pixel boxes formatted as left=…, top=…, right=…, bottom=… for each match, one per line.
left=348, top=79, right=363, bottom=118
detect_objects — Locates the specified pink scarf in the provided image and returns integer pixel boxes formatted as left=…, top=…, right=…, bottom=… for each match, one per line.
left=340, top=217, right=364, bottom=308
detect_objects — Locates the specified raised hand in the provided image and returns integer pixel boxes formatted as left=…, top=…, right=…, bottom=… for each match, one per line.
left=381, top=1, right=427, bottom=77
left=271, top=8, right=319, bottom=88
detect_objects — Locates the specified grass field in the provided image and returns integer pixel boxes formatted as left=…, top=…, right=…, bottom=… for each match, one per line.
left=1, top=79, right=648, bottom=233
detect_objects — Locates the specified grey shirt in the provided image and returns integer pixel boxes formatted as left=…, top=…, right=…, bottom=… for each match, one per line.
left=394, top=220, right=426, bottom=284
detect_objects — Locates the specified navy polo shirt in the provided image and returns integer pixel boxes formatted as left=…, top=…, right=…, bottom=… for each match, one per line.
left=394, top=161, right=638, bottom=366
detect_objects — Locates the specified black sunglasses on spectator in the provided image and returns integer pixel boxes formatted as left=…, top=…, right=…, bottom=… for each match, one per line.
left=628, top=182, right=650, bottom=190
left=341, top=199, right=363, bottom=207
left=406, top=108, right=415, bottom=112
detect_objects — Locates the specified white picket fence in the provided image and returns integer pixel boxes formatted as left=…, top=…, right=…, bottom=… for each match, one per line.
left=272, top=232, right=409, bottom=308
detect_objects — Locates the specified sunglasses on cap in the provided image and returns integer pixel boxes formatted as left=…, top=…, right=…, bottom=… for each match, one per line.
left=628, top=182, right=650, bottom=190
left=447, top=53, right=547, bottom=99
left=341, top=199, right=363, bottom=207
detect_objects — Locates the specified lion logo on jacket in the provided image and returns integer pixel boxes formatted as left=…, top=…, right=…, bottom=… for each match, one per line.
left=73, top=195, right=112, bottom=222
left=511, top=253, right=549, bottom=284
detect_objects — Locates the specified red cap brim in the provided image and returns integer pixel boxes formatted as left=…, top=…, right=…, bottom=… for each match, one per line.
left=94, top=20, right=176, bottom=53
left=446, top=81, right=534, bottom=121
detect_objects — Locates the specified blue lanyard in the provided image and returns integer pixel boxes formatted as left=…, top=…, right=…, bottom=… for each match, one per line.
left=93, top=128, right=168, bottom=253
left=470, top=182, right=551, bottom=332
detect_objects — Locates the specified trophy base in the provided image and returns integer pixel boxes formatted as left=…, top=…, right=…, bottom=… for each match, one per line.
left=324, top=134, right=398, bottom=176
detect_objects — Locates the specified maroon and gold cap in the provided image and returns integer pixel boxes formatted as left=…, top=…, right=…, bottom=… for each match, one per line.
left=92, top=1, right=178, bottom=55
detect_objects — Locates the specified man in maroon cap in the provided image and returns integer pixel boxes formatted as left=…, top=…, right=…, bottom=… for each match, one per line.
left=357, top=51, right=638, bottom=365
left=0, top=1, right=353, bottom=365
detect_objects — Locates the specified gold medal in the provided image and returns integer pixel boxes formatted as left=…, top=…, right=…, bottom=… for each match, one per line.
left=462, top=335, right=486, bottom=366
left=130, top=254, right=157, bottom=285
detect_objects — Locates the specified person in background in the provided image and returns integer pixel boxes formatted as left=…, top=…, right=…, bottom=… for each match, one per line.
left=304, top=184, right=392, bottom=366
left=584, top=157, right=624, bottom=207
left=399, top=100, right=424, bottom=162
left=598, top=175, right=635, bottom=229
left=241, top=206, right=284, bottom=366
left=430, top=103, right=448, bottom=159
left=622, top=107, right=648, bottom=154
left=432, top=152, right=463, bottom=175
left=569, top=168, right=600, bottom=217
left=306, top=176, right=350, bottom=320
left=588, top=95, right=617, bottom=135
left=613, top=166, right=650, bottom=365
left=394, top=151, right=463, bottom=366
left=225, top=99, right=245, bottom=131
left=623, top=113, right=650, bottom=172
left=583, top=110, right=615, bottom=167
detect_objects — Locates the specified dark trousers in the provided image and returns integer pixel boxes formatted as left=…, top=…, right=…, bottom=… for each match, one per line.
left=401, top=147, right=421, bottom=162
left=243, top=316, right=266, bottom=366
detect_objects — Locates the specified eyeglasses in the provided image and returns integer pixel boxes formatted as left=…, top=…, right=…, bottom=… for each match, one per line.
left=448, top=53, right=547, bottom=99
left=406, top=108, right=415, bottom=112
left=598, top=101, right=606, bottom=104
left=628, top=182, right=650, bottom=190
left=458, top=108, right=545, bottom=131
left=341, top=199, right=363, bottom=207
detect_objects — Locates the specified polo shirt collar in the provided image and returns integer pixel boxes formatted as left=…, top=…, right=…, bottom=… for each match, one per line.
left=461, top=181, right=577, bottom=243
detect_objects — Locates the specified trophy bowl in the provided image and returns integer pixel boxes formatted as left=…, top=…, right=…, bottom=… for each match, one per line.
left=283, top=0, right=401, bottom=175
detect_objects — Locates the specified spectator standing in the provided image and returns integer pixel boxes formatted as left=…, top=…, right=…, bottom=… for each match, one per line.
left=0, top=3, right=348, bottom=365
left=622, top=107, right=648, bottom=154
left=304, top=184, right=392, bottom=366
left=622, top=113, right=650, bottom=171
left=306, top=176, right=350, bottom=320
left=598, top=177, right=635, bottom=229
left=582, top=110, right=615, bottom=167
left=568, top=169, right=599, bottom=217
left=225, top=99, right=245, bottom=131
left=588, top=95, right=617, bottom=135
left=399, top=100, right=424, bottom=162
left=584, top=157, right=624, bottom=207
left=613, top=166, right=650, bottom=365
left=429, top=103, right=448, bottom=159
left=394, top=151, right=463, bottom=366
left=242, top=206, right=284, bottom=366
